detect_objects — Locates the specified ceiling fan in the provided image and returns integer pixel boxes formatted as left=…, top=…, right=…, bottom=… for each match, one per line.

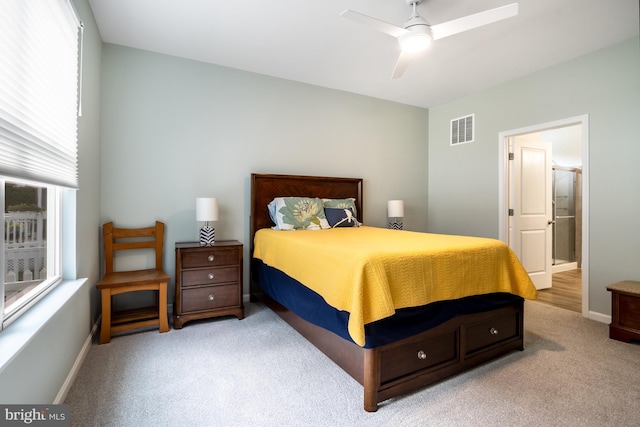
left=341, top=1, right=519, bottom=79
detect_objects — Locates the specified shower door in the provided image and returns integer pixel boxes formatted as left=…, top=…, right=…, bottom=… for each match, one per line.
left=552, top=168, right=576, bottom=266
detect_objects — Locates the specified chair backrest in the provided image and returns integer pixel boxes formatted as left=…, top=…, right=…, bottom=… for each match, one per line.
left=103, top=221, right=165, bottom=274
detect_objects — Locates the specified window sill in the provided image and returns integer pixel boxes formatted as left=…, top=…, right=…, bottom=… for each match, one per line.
left=0, top=278, right=87, bottom=374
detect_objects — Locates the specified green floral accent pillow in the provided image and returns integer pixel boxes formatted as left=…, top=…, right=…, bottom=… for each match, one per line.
left=268, top=197, right=330, bottom=230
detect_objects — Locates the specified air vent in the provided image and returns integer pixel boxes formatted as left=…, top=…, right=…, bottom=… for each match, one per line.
left=450, top=114, right=474, bottom=146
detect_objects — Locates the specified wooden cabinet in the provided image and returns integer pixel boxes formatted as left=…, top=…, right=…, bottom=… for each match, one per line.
left=607, top=280, right=640, bottom=343
left=174, top=241, right=244, bottom=329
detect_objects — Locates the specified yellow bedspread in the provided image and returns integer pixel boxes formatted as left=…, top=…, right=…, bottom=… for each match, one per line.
left=253, top=226, right=537, bottom=346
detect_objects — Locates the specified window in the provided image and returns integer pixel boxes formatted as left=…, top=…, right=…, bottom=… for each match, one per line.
left=0, top=0, right=82, bottom=329
left=2, top=178, right=61, bottom=325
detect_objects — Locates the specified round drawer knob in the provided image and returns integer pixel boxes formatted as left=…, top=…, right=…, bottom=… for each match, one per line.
left=208, top=294, right=215, bottom=301
left=208, top=273, right=215, bottom=280
left=417, top=350, right=427, bottom=360
left=208, top=255, right=215, bottom=262
left=490, top=327, right=499, bottom=335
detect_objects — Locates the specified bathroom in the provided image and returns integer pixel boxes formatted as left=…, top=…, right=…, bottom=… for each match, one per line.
left=547, top=124, right=583, bottom=274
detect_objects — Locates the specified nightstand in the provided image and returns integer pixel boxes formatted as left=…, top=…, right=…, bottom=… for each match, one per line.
left=174, top=241, right=244, bottom=329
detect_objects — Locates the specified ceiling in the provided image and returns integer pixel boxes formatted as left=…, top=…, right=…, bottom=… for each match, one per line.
left=88, top=0, right=639, bottom=109
left=517, top=125, right=583, bottom=167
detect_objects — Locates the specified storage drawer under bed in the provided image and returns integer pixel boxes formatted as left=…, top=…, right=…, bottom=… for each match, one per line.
left=379, top=329, right=458, bottom=384
left=465, top=311, right=520, bottom=355
left=376, top=304, right=522, bottom=386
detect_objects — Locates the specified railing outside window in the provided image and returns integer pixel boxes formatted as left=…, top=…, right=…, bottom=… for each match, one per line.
left=3, top=211, right=47, bottom=308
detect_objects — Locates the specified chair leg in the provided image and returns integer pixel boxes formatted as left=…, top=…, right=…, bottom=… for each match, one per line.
left=158, top=282, right=169, bottom=333
left=99, top=289, right=112, bottom=344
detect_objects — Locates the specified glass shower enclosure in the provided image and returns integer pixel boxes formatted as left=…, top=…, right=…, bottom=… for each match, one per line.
left=552, top=167, right=581, bottom=267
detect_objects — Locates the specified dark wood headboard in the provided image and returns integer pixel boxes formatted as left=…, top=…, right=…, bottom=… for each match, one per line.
left=250, top=173, right=364, bottom=239
left=249, top=173, right=364, bottom=298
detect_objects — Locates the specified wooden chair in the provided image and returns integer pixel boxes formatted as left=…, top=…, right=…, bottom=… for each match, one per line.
left=96, top=221, right=170, bottom=344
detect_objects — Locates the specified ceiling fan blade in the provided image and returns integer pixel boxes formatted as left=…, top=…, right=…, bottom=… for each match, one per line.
left=430, top=3, right=518, bottom=40
left=341, top=9, right=409, bottom=38
left=391, top=50, right=413, bottom=79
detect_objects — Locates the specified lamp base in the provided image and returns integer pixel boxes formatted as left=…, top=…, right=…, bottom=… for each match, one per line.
left=388, top=218, right=403, bottom=230
left=199, top=225, right=215, bottom=246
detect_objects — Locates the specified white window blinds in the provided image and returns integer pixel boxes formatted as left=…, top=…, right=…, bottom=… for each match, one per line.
left=0, top=0, right=82, bottom=188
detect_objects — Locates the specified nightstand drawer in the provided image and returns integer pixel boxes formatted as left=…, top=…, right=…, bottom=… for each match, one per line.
left=182, top=248, right=239, bottom=269
left=182, top=285, right=240, bottom=313
left=181, top=266, right=239, bottom=287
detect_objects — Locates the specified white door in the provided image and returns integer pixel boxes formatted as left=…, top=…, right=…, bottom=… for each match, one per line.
left=510, top=138, right=553, bottom=290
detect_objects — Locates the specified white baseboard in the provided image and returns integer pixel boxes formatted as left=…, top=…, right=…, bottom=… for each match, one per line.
left=54, top=319, right=99, bottom=404
left=552, top=262, right=578, bottom=273
left=588, top=310, right=611, bottom=325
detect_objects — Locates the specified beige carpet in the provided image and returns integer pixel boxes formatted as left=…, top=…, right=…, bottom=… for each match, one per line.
left=65, top=300, right=640, bottom=426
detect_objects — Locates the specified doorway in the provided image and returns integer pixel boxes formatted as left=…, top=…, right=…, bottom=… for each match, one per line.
left=498, top=115, right=589, bottom=317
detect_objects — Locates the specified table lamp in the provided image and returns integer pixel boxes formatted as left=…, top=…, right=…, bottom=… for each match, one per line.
left=387, top=200, right=404, bottom=230
left=196, top=197, right=218, bottom=246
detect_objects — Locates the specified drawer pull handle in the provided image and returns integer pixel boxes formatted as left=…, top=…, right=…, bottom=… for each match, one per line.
left=208, top=294, right=215, bottom=301
left=417, top=350, right=427, bottom=360
left=208, top=255, right=215, bottom=262
left=490, top=327, right=499, bottom=335
left=208, top=273, right=215, bottom=280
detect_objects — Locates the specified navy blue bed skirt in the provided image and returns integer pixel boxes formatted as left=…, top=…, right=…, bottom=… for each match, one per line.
left=252, top=259, right=523, bottom=348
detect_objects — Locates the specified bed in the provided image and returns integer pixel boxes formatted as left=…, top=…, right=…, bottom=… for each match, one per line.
left=249, top=173, right=536, bottom=412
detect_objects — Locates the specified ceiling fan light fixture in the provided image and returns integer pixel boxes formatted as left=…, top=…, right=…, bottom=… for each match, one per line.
left=341, top=1, right=518, bottom=79
left=399, top=29, right=432, bottom=52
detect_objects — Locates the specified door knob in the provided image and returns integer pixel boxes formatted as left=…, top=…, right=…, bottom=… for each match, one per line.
left=548, top=220, right=556, bottom=225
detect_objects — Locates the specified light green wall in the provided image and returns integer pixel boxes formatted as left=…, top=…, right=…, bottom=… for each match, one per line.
left=100, top=44, right=429, bottom=302
left=0, top=0, right=102, bottom=403
left=428, top=38, right=640, bottom=316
